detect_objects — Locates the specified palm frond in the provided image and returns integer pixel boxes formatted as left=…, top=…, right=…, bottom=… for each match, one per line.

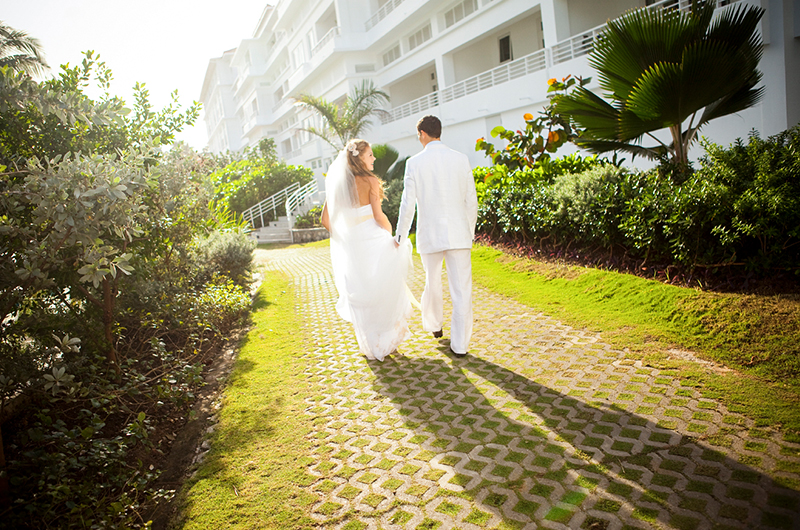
left=573, top=137, right=667, bottom=161
left=557, top=0, right=764, bottom=164
left=0, top=22, right=48, bottom=76
left=555, top=87, right=619, bottom=134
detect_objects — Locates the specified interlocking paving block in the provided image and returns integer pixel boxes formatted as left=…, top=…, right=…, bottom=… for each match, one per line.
left=257, top=246, right=800, bottom=530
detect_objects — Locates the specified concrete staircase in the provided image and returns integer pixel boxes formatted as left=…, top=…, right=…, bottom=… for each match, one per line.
left=250, top=216, right=292, bottom=244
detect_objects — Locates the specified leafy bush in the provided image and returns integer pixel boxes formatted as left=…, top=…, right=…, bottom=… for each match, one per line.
left=192, top=229, right=256, bottom=287
left=211, top=156, right=313, bottom=226
left=475, top=75, right=589, bottom=170
left=293, top=205, right=324, bottom=229
left=696, top=128, right=800, bottom=270
left=0, top=50, right=256, bottom=530
left=477, top=125, right=800, bottom=275
left=547, top=165, right=629, bottom=248
left=382, top=156, right=408, bottom=232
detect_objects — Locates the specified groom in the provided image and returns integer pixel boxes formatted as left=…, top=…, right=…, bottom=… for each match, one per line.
left=394, top=115, right=478, bottom=357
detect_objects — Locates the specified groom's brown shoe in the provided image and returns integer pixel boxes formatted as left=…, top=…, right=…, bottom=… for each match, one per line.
left=432, top=330, right=443, bottom=338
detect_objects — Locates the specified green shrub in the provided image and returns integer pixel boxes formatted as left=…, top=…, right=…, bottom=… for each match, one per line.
left=476, top=125, right=800, bottom=275
left=193, top=229, right=256, bottom=287
left=293, top=205, right=323, bottom=229
left=697, top=128, right=800, bottom=270
left=541, top=165, right=627, bottom=248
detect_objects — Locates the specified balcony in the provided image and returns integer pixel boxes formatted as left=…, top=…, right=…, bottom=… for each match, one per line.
left=365, top=0, right=406, bottom=30
left=310, top=26, right=340, bottom=57
left=272, top=97, right=291, bottom=113
left=551, top=0, right=739, bottom=65
left=442, top=49, right=547, bottom=104
left=284, top=147, right=302, bottom=160
left=380, top=92, right=439, bottom=125
left=380, top=0, right=743, bottom=124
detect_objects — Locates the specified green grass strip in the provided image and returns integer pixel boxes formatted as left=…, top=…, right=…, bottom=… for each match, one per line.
left=174, top=270, right=318, bottom=529
left=472, top=245, right=800, bottom=441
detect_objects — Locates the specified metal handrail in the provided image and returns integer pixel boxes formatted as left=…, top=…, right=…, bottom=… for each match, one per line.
left=365, top=0, right=405, bottom=30
left=242, top=181, right=300, bottom=229
left=285, top=180, right=319, bottom=229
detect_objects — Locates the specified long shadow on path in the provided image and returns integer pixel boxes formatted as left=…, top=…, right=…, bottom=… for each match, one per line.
left=368, top=348, right=800, bottom=530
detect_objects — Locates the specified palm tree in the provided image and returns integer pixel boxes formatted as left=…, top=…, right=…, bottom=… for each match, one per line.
left=295, top=80, right=390, bottom=150
left=0, top=21, right=49, bottom=77
left=554, top=0, right=764, bottom=167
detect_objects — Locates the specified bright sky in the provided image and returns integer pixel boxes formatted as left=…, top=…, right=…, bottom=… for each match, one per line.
left=4, top=0, right=273, bottom=151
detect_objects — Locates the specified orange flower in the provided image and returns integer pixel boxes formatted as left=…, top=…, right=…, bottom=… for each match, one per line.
left=547, top=78, right=557, bottom=85
left=523, top=113, right=533, bottom=121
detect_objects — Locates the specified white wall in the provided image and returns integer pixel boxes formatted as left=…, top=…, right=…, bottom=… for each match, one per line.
left=567, top=0, right=642, bottom=34
left=387, top=63, right=437, bottom=106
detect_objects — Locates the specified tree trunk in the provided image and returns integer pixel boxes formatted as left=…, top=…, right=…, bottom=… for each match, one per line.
left=0, top=425, right=8, bottom=506
left=102, top=278, right=121, bottom=379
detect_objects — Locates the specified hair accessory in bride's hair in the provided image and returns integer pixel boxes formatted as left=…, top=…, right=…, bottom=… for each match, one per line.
left=347, top=143, right=359, bottom=157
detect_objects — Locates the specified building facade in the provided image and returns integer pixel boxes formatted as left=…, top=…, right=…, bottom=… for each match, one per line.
left=200, top=0, right=799, bottom=187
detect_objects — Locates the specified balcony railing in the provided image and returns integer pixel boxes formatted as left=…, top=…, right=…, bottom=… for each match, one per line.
left=552, top=0, right=740, bottom=64
left=442, top=49, right=547, bottom=104
left=311, top=26, right=340, bottom=57
left=366, top=0, right=405, bottom=30
left=381, top=92, right=439, bottom=125
left=380, top=0, right=741, bottom=124
left=272, top=97, right=289, bottom=113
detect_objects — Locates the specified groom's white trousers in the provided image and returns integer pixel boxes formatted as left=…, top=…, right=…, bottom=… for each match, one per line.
left=420, top=249, right=473, bottom=354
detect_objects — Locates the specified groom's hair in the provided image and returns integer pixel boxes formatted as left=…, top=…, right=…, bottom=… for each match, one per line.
left=416, top=115, right=441, bottom=139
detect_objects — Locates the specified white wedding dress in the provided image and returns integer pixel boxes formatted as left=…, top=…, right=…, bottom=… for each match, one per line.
left=326, top=152, right=413, bottom=361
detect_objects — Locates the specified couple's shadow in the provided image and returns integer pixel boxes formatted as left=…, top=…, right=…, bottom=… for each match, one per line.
left=366, top=348, right=800, bottom=528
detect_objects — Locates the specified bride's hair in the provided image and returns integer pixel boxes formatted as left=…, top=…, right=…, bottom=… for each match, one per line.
left=345, top=139, right=385, bottom=200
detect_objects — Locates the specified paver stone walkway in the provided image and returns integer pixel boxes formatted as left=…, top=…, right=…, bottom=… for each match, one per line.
left=257, top=245, right=800, bottom=530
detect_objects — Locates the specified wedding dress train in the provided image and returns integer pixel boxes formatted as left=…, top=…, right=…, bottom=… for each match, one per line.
left=330, top=204, right=413, bottom=361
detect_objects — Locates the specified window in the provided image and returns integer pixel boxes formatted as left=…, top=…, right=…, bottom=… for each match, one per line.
left=292, top=44, right=305, bottom=69
left=408, top=24, right=432, bottom=51
left=382, top=43, right=401, bottom=67
left=249, top=98, right=259, bottom=119
left=444, top=0, right=477, bottom=29
left=499, top=35, right=512, bottom=63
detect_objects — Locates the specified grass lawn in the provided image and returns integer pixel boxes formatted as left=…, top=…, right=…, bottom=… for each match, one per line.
left=173, top=271, right=320, bottom=529
left=471, top=244, right=800, bottom=441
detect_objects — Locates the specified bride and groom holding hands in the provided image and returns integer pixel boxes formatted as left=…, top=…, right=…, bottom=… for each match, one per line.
left=321, top=115, right=478, bottom=362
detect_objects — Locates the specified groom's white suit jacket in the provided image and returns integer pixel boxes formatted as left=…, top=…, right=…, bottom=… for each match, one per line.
left=395, top=141, right=478, bottom=255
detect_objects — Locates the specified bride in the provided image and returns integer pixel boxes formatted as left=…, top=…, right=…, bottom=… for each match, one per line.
left=321, top=139, right=414, bottom=361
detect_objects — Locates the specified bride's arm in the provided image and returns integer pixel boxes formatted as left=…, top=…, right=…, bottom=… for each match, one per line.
left=368, top=178, right=392, bottom=233
left=321, top=201, right=331, bottom=231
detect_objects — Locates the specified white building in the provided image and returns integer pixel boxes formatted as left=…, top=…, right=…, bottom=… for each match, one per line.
left=200, top=0, right=800, bottom=188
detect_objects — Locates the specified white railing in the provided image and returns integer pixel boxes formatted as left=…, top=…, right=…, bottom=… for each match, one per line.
left=551, top=28, right=602, bottom=65
left=552, top=0, right=740, bottom=64
left=380, top=0, right=741, bottom=124
left=381, top=92, right=440, bottom=124
left=442, top=48, right=547, bottom=104
left=311, top=26, right=340, bottom=57
left=285, top=180, right=319, bottom=229
left=242, top=182, right=301, bottom=229
left=366, top=0, right=405, bottom=30
left=272, top=97, right=290, bottom=113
